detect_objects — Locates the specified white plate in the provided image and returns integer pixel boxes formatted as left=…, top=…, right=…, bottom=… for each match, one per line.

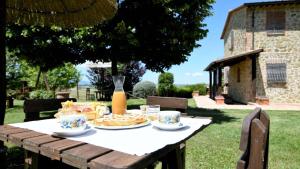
left=152, top=121, right=187, bottom=131
left=94, top=120, right=150, bottom=130
left=53, top=125, right=92, bottom=137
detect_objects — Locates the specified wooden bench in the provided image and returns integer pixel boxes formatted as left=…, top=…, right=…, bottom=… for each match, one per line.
left=23, top=98, right=77, bottom=122
left=147, top=96, right=188, bottom=169
left=146, top=96, right=188, bottom=114
left=237, top=107, right=270, bottom=169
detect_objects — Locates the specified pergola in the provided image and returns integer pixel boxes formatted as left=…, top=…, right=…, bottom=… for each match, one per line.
left=0, top=0, right=117, bottom=125
left=204, top=49, right=263, bottom=100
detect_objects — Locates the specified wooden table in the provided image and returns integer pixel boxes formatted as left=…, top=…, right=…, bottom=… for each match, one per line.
left=0, top=119, right=209, bottom=169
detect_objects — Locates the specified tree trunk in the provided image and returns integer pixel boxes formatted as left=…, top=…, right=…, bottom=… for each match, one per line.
left=111, top=55, right=118, bottom=76
left=76, top=83, right=79, bottom=100
left=0, top=0, right=6, bottom=126
left=35, top=67, right=42, bottom=88
left=0, top=2, right=7, bottom=168
left=43, top=72, right=50, bottom=91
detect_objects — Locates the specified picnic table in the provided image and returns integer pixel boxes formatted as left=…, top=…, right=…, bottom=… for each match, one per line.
left=0, top=117, right=211, bottom=169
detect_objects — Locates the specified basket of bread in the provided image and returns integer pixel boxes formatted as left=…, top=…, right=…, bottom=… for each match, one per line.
left=55, top=101, right=149, bottom=129
left=54, top=101, right=110, bottom=121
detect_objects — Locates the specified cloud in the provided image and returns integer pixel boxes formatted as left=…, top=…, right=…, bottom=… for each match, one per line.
left=185, top=72, right=203, bottom=77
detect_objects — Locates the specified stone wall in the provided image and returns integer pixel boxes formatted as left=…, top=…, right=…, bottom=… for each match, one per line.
left=253, top=6, right=300, bottom=103
left=228, top=58, right=254, bottom=104
left=223, top=5, right=300, bottom=104
left=224, top=8, right=247, bottom=57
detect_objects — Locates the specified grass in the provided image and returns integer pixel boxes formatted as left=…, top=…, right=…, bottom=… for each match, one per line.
left=3, top=99, right=300, bottom=169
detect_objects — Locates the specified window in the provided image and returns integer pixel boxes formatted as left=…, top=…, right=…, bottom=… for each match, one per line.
left=237, top=67, right=240, bottom=83
left=267, top=63, right=286, bottom=84
left=252, top=57, right=256, bottom=80
left=229, top=31, right=234, bottom=51
left=266, top=11, right=285, bottom=35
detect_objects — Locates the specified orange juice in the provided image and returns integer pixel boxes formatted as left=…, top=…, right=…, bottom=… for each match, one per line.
left=112, top=91, right=127, bottom=115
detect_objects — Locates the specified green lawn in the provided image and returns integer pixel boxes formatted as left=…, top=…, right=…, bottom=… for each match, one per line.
left=3, top=99, right=300, bottom=169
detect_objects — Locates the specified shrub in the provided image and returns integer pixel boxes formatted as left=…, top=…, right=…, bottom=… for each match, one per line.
left=189, top=83, right=207, bottom=95
left=133, top=81, right=157, bottom=98
left=158, top=72, right=175, bottom=96
left=172, top=83, right=207, bottom=98
left=174, top=86, right=193, bottom=98
left=29, top=90, right=54, bottom=99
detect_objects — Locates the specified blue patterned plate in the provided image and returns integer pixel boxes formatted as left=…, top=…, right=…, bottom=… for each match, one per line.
left=52, top=125, right=92, bottom=137
left=151, top=121, right=187, bottom=131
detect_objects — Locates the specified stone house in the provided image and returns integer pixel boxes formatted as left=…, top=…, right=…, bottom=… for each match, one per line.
left=205, top=0, right=300, bottom=104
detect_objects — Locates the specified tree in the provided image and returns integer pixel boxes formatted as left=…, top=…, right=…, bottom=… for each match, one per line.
left=119, top=61, right=146, bottom=92
left=47, top=63, right=81, bottom=92
left=158, top=72, right=175, bottom=96
left=6, top=53, right=24, bottom=96
left=6, top=52, right=80, bottom=94
left=6, top=0, right=214, bottom=75
left=6, top=25, right=84, bottom=71
left=87, top=61, right=145, bottom=98
left=78, top=0, right=214, bottom=74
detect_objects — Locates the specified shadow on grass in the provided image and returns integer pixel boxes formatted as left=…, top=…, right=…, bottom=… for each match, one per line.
left=127, top=104, right=141, bottom=110
left=5, top=146, right=76, bottom=169
left=187, top=107, right=237, bottom=124
left=6, top=146, right=24, bottom=169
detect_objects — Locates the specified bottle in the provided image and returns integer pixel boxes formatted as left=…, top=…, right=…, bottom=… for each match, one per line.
left=112, top=75, right=126, bottom=115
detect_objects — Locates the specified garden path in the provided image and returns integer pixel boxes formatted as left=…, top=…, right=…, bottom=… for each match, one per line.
left=194, top=95, right=300, bottom=111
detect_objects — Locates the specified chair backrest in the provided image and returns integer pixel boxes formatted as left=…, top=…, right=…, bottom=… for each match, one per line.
left=146, top=96, right=188, bottom=114
left=237, top=107, right=270, bottom=169
left=24, top=98, right=77, bottom=122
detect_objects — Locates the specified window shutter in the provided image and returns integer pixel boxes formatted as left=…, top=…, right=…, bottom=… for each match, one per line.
left=266, top=11, right=285, bottom=31
left=267, top=63, right=286, bottom=84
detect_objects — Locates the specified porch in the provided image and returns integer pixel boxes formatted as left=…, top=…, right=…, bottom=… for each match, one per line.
left=204, top=49, right=263, bottom=102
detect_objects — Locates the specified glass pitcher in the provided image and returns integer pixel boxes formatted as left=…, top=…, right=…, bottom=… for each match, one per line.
left=112, top=75, right=127, bottom=115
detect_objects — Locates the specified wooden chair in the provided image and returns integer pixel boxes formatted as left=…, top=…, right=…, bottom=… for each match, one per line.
left=146, top=96, right=188, bottom=115
left=24, top=98, right=77, bottom=122
left=146, top=96, right=188, bottom=169
left=237, top=107, right=270, bottom=169
left=23, top=98, right=77, bottom=169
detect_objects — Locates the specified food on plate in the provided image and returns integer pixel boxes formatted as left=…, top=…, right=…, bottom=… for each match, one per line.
left=158, top=111, right=180, bottom=124
left=55, top=101, right=109, bottom=120
left=93, top=113, right=147, bottom=126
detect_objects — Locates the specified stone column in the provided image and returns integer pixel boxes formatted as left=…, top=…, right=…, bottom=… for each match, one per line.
left=213, top=69, right=217, bottom=99
left=209, top=71, right=212, bottom=99
left=218, top=67, right=222, bottom=88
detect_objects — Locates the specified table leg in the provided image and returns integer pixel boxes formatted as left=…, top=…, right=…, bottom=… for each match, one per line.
left=180, top=143, right=186, bottom=169
left=24, top=150, right=76, bottom=169
left=147, top=164, right=155, bottom=169
left=25, top=150, right=44, bottom=169
left=165, top=146, right=183, bottom=169
left=0, top=142, right=7, bottom=169
left=161, top=157, right=168, bottom=169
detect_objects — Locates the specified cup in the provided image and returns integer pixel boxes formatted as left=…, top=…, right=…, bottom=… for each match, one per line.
left=140, top=105, right=149, bottom=114
left=158, top=111, right=180, bottom=124
left=147, top=105, right=160, bottom=113
left=146, top=105, right=160, bottom=121
left=60, top=114, right=87, bottom=129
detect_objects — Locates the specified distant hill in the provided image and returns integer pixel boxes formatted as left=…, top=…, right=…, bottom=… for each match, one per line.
left=78, top=80, right=91, bottom=86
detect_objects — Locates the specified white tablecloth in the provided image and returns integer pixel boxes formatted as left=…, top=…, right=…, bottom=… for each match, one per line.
left=10, top=118, right=211, bottom=156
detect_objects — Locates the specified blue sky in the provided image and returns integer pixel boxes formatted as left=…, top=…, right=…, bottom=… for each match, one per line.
left=78, top=0, right=262, bottom=85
